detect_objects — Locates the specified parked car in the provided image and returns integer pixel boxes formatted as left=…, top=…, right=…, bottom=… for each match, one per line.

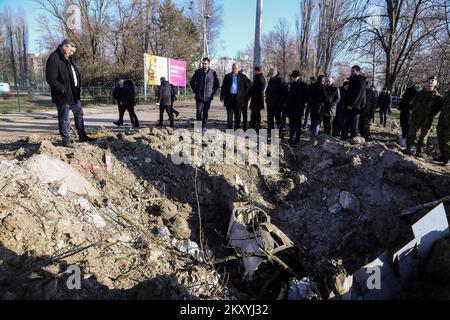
left=0, top=83, right=10, bottom=95
left=392, top=96, right=401, bottom=109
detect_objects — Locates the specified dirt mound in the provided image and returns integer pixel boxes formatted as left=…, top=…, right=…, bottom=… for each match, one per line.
left=1, top=128, right=449, bottom=300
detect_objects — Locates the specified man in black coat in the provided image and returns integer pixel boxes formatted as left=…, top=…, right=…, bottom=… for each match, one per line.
left=189, top=57, right=220, bottom=132
left=249, top=66, right=266, bottom=132
left=324, top=77, right=341, bottom=135
left=399, top=80, right=419, bottom=141
left=286, top=70, right=309, bottom=144
left=113, top=78, right=132, bottom=126
left=341, top=65, right=367, bottom=140
left=220, top=63, right=251, bottom=130
left=240, top=70, right=253, bottom=131
left=46, top=39, right=94, bottom=148
left=302, top=76, right=316, bottom=129
left=266, top=67, right=289, bottom=133
left=309, top=75, right=328, bottom=136
left=122, top=80, right=139, bottom=128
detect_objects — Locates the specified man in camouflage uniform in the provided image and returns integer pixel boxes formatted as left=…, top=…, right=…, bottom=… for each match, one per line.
left=404, top=76, right=442, bottom=157
left=359, top=81, right=377, bottom=139
left=435, top=81, right=450, bottom=166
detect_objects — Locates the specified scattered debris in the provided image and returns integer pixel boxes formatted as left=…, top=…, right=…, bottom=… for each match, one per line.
left=288, top=278, right=321, bottom=300
left=226, top=203, right=294, bottom=278
left=1, top=128, right=449, bottom=300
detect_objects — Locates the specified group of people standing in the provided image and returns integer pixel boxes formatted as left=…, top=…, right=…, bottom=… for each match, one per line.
left=45, top=39, right=448, bottom=166
left=402, top=77, right=450, bottom=166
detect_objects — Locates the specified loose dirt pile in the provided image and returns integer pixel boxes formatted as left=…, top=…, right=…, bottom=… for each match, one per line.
left=0, top=126, right=449, bottom=299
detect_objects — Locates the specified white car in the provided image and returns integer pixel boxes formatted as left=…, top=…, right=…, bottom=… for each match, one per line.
left=0, top=83, right=10, bottom=95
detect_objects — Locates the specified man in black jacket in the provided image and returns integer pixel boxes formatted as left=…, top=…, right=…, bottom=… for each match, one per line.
left=266, top=67, right=288, bottom=133
left=302, top=76, right=316, bottom=129
left=286, top=70, right=309, bottom=144
left=240, top=69, right=253, bottom=131
left=122, top=79, right=139, bottom=128
left=113, top=78, right=131, bottom=126
left=220, top=63, right=251, bottom=130
left=249, top=66, right=266, bottom=132
left=341, top=65, right=367, bottom=140
left=399, top=80, right=419, bottom=141
left=189, top=58, right=220, bottom=132
left=309, top=75, right=328, bottom=136
left=46, top=39, right=94, bottom=148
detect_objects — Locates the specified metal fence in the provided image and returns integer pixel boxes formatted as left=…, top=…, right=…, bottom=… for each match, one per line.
left=0, top=85, right=197, bottom=113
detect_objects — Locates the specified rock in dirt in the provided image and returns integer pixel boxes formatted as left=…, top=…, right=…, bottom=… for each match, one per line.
left=169, top=217, right=191, bottom=240
left=339, top=191, right=360, bottom=213
left=371, top=213, right=400, bottom=247
left=25, top=154, right=100, bottom=197
left=349, top=136, right=366, bottom=145
left=149, top=200, right=179, bottom=221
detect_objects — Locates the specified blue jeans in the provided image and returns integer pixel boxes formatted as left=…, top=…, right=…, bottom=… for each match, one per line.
left=56, top=100, right=86, bottom=144
left=310, top=119, right=321, bottom=136
left=196, top=100, right=211, bottom=129
left=380, top=109, right=388, bottom=127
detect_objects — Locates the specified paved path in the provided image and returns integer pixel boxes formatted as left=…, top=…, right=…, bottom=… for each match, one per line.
left=0, top=102, right=252, bottom=142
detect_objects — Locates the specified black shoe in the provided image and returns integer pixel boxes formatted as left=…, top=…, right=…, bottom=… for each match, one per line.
left=403, top=148, right=412, bottom=155
left=63, top=142, right=75, bottom=149
left=79, top=136, right=96, bottom=143
left=415, top=149, right=423, bottom=158
left=174, top=111, right=180, bottom=118
left=434, top=156, right=445, bottom=162
left=113, top=121, right=123, bottom=126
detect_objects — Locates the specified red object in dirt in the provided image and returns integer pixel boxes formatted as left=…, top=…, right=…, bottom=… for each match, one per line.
left=103, top=154, right=113, bottom=174
left=80, top=161, right=95, bottom=173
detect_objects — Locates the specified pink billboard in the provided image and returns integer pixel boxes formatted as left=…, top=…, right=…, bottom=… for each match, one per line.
left=169, top=59, right=187, bottom=87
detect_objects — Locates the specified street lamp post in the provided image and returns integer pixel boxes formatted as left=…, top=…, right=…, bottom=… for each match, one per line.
left=190, top=0, right=211, bottom=64
left=253, top=0, right=263, bottom=68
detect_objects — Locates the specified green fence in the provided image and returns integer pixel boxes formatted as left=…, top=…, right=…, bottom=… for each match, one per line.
left=0, top=85, right=197, bottom=114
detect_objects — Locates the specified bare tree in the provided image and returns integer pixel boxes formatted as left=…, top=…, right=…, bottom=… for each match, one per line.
left=296, top=0, right=314, bottom=69
left=361, top=0, right=447, bottom=91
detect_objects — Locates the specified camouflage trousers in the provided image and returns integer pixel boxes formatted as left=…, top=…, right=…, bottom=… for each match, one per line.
left=406, top=116, right=434, bottom=150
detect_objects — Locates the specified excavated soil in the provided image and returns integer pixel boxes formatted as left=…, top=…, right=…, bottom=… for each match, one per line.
left=0, top=122, right=450, bottom=300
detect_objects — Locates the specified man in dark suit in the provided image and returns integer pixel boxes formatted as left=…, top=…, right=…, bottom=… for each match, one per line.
left=341, top=65, right=367, bottom=140
left=189, top=58, right=220, bottom=133
left=249, top=66, right=266, bottom=132
left=220, top=63, right=251, bottom=130
left=46, top=39, right=95, bottom=148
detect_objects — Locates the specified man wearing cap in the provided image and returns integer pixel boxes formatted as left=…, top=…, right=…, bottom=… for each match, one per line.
left=399, top=80, right=419, bottom=144
left=435, top=81, right=450, bottom=166
left=286, top=70, right=309, bottom=144
left=404, top=76, right=442, bottom=157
